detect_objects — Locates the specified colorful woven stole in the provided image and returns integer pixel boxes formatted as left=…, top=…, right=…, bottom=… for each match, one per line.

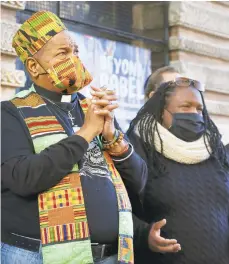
left=11, top=87, right=134, bottom=264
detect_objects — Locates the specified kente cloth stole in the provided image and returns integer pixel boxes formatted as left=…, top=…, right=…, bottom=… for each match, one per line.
left=11, top=89, right=134, bottom=264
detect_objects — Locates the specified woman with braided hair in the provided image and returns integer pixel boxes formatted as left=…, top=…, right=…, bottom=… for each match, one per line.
left=127, top=78, right=229, bottom=264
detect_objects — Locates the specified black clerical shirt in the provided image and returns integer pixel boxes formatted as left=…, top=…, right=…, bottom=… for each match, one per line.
left=1, top=85, right=148, bottom=247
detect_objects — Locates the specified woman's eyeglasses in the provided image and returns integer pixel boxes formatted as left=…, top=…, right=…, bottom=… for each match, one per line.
left=169, top=77, right=205, bottom=92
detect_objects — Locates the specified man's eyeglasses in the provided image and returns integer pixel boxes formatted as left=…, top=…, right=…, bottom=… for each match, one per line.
left=169, top=77, right=205, bottom=92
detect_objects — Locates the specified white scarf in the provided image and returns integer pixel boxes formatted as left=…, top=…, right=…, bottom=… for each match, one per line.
left=136, top=121, right=211, bottom=164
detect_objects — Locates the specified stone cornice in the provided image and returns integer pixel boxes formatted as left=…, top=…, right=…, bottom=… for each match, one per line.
left=1, top=69, right=26, bottom=88
left=169, top=36, right=229, bottom=61
left=1, top=1, right=25, bottom=10
left=1, top=21, right=20, bottom=56
left=170, top=60, right=229, bottom=95
left=215, top=1, right=229, bottom=7
left=205, top=100, right=229, bottom=117
left=169, top=1, right=229, bottom=39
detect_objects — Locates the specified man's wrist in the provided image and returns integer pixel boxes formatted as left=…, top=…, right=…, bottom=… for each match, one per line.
left=102, top=130, right=125, bottom=150
left=76, top=126, right=96, bottom=143
left=102, top=128, right=116, bottom=142
left=107, top=140, right=129, bottom=156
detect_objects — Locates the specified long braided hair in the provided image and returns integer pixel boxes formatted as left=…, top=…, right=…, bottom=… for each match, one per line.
left=127, top=82, right=229, bottom=177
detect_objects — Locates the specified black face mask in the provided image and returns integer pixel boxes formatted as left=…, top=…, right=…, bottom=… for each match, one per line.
left=168, top=112, right=205, bottom=142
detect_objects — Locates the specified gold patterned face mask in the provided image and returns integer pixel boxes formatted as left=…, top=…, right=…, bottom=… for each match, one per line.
left=45, top=56, right=92, bottom=93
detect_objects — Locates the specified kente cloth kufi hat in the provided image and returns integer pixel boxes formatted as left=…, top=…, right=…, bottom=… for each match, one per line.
left=12, top=10, right=66, bottom=63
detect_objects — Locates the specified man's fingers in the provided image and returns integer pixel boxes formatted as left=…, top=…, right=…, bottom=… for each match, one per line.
left=92, top=97, right=118, bottom=106
left=91, top=95, right=117, bottom=103
left=104, top=104, right=119, bottom=111
left=92, top=99, right=110, bottom=107
left=91, top=91, right=115, bottom=98
left=91, top=91, right=106, bottom=98
left=101, top=95, right=118, bottom=101
left=91, top=86, right=102, bottom=92
left=157, top=243, right=181, bottom=253
left=91, top=85, right=112, bottom=92
left=94, top=105, right=118, bottom=115
left=91, top=85, right=108, bottom=92
left=153, top=219, right=167, bottom=231
left=86, top=98, right=92, bottom=106
left=94, top=110, right=112, bottom=119
left=91, top=88, right=115, bottom=98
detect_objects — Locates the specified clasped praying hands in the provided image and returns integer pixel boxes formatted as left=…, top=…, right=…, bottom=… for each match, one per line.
left=90, top=86, right=118, bottom=142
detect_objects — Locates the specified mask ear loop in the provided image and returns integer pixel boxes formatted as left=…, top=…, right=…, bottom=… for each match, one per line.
left=33, top=58, right=48, bottom=76
left=164, top=108, right=173, bottom=129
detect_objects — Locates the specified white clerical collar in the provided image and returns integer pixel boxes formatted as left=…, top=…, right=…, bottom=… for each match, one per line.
left=34, top=84, right=78, bottom=103
left=61, top=95, right=72, bottom=103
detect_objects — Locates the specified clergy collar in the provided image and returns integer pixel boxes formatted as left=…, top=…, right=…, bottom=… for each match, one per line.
left=34, top=84, right=78, bottom=103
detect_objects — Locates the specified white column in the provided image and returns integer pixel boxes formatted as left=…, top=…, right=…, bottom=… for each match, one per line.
left=1, top=1, right=26, bottom=101
left=168, top=1, right=229, bottom=144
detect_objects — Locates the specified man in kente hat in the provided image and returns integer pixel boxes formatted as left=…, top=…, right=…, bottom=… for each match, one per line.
left=1, top=11, right=148, bottom=264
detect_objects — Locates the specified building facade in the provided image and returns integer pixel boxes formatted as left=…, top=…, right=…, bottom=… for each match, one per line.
left=1, top=1, right=229, bottom=142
